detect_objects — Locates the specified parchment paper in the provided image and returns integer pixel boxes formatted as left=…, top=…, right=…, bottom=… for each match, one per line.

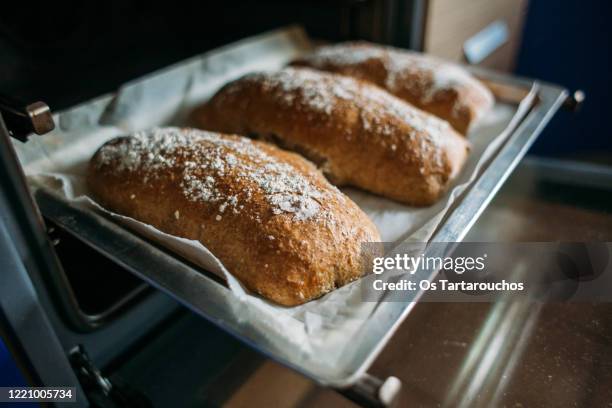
left=14, top=26, right=536, bottom=373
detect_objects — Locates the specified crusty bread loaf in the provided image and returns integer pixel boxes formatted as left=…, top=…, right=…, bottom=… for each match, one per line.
left=192, top=68, right=470, bottom=206
left=87, top=127, right=380, bottom=306
left=291, top=42, right=494, bottom=134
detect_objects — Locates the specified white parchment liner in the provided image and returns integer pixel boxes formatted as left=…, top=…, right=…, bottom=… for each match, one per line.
left=14, top=26, right=536, bottom=377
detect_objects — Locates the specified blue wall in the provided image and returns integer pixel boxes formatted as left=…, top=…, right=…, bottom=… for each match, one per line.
left=516, top=1, right=612, bottom=161
left=0, top=338, right=38, bottom=407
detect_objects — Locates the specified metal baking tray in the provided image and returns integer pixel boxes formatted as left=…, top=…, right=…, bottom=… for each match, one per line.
left=31, top=36, right=567, bottom=389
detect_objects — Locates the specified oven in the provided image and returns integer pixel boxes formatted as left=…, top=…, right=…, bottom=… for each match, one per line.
left=0, top=2, right=600, bottom=407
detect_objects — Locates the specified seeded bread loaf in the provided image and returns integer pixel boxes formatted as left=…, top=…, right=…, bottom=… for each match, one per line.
left=87, top=127, right=380, bottom=306
left=291, top=42, right=494, bottom=134
left=192, top=68, right=470, bottom=206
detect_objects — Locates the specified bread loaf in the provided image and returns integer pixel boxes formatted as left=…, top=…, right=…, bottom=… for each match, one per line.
left=87, top=127, right=380, bottom=306
left=291, top=42, right=494, bottom=134
left=192, top=68, right=470, bottom=206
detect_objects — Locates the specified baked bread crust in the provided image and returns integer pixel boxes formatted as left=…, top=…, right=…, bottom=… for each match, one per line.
left=192, top=68, right=470, bottom=206
left=291, top=42, right=494, bottom=134
left=87, top=127, right=380, bottom=306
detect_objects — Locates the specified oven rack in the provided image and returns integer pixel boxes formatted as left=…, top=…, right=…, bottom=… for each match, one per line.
left=33, top=67, right=569, bottom=406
